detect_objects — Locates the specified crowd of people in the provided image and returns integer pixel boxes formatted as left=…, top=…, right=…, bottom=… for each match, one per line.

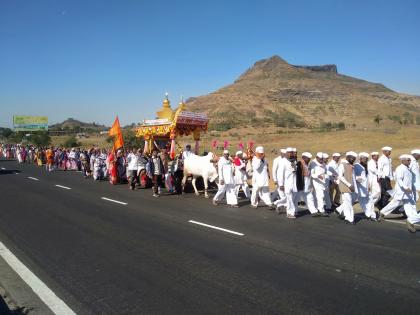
left=1, top=143, right=419, bottom=233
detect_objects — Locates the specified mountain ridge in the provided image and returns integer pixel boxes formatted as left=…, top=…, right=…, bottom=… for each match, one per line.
left=186, top=55, right=420, bottom=131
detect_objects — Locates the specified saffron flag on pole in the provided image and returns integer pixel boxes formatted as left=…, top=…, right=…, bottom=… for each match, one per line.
left=109, top=116, right=124, bottom=151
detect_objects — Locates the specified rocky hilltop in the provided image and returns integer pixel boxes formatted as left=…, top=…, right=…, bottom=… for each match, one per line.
left=186, top=55, right=420, bottom=131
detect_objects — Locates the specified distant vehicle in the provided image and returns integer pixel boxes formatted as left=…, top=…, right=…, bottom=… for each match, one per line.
left=99, top=130, right=109, bottom=135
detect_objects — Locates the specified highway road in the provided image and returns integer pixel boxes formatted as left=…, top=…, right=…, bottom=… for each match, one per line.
left=0, top=159, right=419, bottom=314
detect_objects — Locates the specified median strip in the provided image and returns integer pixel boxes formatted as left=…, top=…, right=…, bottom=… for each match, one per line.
left=188, top=220, right=244, bottom=236
left=101, top=197, right=128, bottom=205
left=27, top=177, right=39, bottom=181
left=55, top=184, right=71, bottom=190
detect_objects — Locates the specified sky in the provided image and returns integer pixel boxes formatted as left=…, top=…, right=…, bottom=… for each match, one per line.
left=1, top=0, right=419, bottom=128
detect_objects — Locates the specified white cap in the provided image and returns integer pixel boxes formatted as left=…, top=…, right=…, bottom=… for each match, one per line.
left=411, top=149, right=420, bottom=155
left=382, top=146, right=392, bottom=151
left=346, top=151, right=358, bottom=158
left=255, top=146, right=264, bottom=154
left=292, top=148, right=297, bottom=152
left=316, top=152, right=323, bottom=158
left=302, top=152, right=312, bottom=158
left=223, top=149, right=229, bottom=154
left=280, top=149, right=287, bottom=154
left=359, top=152, right=369, bottom=158
left=322, top=153, right=329, bottom=159
left=399, top=154, right=411, bottom=160
left=371, top=152, right=379, bottom=156
left=332, top=153, right=341, bottom=157
left=235, top=151, right=242, bottom=156
left=286, top=147, right=294, bottom=152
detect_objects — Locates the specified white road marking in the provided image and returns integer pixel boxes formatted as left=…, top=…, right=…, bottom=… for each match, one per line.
left=384, top=219, right=420, bottom=227
left=188, top=220, right=244, bottom=236
left=55, top=185, right=71, bottom=190
left=101, top=197, right=127, bottom=205
left=28, top=177, right=39, bottom=181
left=0, top=241, right=76, bottom=315
left=1, top=167, right=5, bottom=170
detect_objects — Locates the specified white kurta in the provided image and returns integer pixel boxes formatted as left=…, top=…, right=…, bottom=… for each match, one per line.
left=355, top=163, right=375, bottom=218
left=336, top=161, right=357, bottom=223
left=272, top=156, right=287, bottom=207
left=234, top=158, right=250, bottom=198
left=251, top=157, right=272, bottom=207
left=213, top=156, right=237, bottom=205
left=409, top=157, right=420, bottom=192
left=277, top=158, right=298, bottom=215
left=378, top=155, right=393, bottom=180
left=310, top=160, right=327, bottom=213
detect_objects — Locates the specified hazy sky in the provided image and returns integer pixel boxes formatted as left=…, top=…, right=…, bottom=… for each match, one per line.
left=1, top=0, right=419, bottom=128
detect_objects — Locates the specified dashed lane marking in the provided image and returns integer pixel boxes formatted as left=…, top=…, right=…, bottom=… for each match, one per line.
left=188, top=220, right=244, bottom=236
left=28, top=177, right=39, bottom=181
left=0, top=241, right=77, bottom=315
left=101, top=197, right=128, bottom=205
left=55, top=185, right=71, bottom=190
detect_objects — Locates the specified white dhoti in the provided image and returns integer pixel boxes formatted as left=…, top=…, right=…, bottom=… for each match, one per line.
left=314, top=187, right=326, bottom=213
left=214, top=184, right=238, bottom=205
left=359, top=196, right=375, bottom=219
left=235, top=183, right=250, bottom=199
left=298, top=191, right=317, bottom=214
left=337, top=193, right=354, bottom=222
left=284, top=192, right=298, bottom=216
left=251, top=186, right=273, bottom=207
left=273, top=187, right=287, bottom=207
left=381, top=198, right=420, bottom=224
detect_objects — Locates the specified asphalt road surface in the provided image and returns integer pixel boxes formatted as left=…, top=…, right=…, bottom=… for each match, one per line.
left=0, top=160, right=419, bottom=314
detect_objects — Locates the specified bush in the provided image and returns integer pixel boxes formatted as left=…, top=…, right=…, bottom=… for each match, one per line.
left=416, top=115, right=420, bottom=125
left=63, top=136, right=81, bottom=148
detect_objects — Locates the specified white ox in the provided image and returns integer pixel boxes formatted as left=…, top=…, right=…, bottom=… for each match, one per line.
left=182, top=152, right=218, bottom=198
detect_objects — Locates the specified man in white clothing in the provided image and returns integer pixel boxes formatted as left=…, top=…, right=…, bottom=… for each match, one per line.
left=311, top=152, right=328, bottom=215
left=182, top=144, right=194, bottom=160
left=272, top=149, right=287, bottom=210
left=355, top=152, right=378, bottom=221
left=366, top=152, right=381, bottom=216
left=213, top=150, right=238, bottom=207
left=409, top=149, right=420, bottom=196
left=277, top=148, right=298, bottom=218
left=126, top=148, right=139, bottom=190
left=250, top=146, right=275, bottom=210
left=380, top=155, right=420, bottom=233
left=336, top=152, right=358, bottom=224
left=322, top=153, right=332, bottom=212
left=297, top=152, right=326, bottom=217
left=233, top=151, right=250, bottom=199
left=377, top=146, right=393, bottom=209
left=327, top=153, right=341, bottom=207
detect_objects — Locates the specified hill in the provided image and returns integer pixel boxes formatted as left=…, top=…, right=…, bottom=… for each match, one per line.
left=49, top=118, right=108, bottom=132
left=186, top=55, right=420, bottom=131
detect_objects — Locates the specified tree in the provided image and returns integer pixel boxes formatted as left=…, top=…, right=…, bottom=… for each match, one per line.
left=373, top=114, right=383, bottom=126
left=28, top=131, right=51, bottom=147
left=62, top=136, right=81, bottom=148
left=0, top=128, right=13, bottom=138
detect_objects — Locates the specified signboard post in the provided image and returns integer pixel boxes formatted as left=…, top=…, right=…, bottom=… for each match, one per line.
left=13, top=116, right=49, bottom=131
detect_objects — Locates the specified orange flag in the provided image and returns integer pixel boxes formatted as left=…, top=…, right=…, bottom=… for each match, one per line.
left=109, top=116, right=124, bottom=151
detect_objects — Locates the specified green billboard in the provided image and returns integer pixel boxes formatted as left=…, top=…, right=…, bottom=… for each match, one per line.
left=13, top=116, right=49, bottom=131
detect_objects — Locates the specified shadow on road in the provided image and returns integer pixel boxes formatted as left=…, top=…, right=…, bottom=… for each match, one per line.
left=0, top=170, right=21, bottom=175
